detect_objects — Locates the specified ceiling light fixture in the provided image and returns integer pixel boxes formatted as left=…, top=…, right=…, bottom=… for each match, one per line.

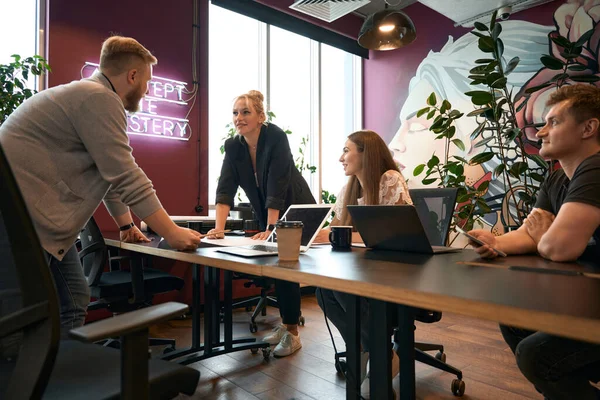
left=358, top=0, right=416, bottom=51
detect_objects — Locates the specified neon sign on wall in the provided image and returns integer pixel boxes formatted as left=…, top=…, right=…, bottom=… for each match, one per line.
left=82, top=62, right=191, bottom=141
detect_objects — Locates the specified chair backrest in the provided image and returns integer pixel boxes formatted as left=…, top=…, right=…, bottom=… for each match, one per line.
left=79, top=217, right=107, bottom=287
left=0, top=144, right=61, bottom=399
left=409, top=188, right=458, bottom=247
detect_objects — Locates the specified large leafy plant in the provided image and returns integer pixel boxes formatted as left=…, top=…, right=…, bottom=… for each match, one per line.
left=463, top=11, right=549, bottom=226
left=0, top=55, right=51, bottom=125
left=413, top=94, right=491, bottom=232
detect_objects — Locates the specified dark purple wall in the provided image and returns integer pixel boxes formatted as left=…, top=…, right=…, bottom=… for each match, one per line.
left=48, top=0, right=208, bottom=229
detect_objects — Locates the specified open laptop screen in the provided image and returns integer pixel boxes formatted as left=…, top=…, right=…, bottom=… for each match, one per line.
left=271, top=206, right=332, bottom=246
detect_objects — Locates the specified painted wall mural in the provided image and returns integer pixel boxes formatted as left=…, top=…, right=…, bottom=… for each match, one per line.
left=388, top=0, right=600, bottom=234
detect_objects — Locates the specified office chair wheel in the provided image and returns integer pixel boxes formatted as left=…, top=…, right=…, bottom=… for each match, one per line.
left=298, top=316, right=305, bottom=326
left=251, top=347, right=259, bottom=354
left=451, top=379, right=465, bottom=396
left=335, top=359, right=347, bottom=376
left=249, top=322, right=258, bottom=333
left=435, top=351, right=446, bottom=363
left=262, top=347, right=271, bottom=360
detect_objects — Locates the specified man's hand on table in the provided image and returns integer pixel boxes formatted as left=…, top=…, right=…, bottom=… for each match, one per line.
left=164, top=227, right=202, bottom=251
left=467, top=229, right=500, bottom=259
left=120, top=225, right=151, bottom=243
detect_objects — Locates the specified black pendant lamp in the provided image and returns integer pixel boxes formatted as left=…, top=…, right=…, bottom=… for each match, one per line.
left=358, top=1, right=416, bottom=51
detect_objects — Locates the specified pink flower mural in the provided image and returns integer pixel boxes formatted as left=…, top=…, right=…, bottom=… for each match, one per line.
left=515, top=0, right=600, bottom=144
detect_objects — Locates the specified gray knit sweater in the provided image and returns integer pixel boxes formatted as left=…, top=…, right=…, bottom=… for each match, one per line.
left=0, top=72, right=162, bottom=260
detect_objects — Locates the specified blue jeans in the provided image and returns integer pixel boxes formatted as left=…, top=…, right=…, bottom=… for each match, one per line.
left=500, top=325, right=600, bottom=400
left=45, top=245, right=90, bottom=339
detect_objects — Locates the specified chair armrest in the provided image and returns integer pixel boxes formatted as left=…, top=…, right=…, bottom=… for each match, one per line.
left=69, top=302, right=188, bottom=342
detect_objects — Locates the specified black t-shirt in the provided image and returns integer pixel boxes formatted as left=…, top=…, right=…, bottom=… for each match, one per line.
left=535, top=153, right=600, bottom=263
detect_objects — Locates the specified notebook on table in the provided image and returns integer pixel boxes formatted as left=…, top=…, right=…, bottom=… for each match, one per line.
left=347, top=205, right=461, bottom=254
left=216, top=204, right=333, bottom=258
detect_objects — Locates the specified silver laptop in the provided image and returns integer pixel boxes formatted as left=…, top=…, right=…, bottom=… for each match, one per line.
left=347, top=205, right=461, bottom=254
left=216, top=204, right=333, bottom=258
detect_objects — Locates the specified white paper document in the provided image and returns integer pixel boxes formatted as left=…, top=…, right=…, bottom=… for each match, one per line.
left=202, top=236, right=265, bottom=247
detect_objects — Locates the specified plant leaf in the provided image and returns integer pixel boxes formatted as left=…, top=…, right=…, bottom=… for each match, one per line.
left=575, top=28, right=595, bottom=47
left=541, top=55, right=564, bottom=70
left=493, top=163, right=505, bottom=178
left=469, top=152, right=495, bottom=165
left=524, top=82, right=552, bottom=94
left=427, top=92, right=437, bottom=106
left=440, top=99, right=451, bottom=114
left=491, top=23, right=502, bottom=41
left=504, top=56, right=520, bottom=75
left=416, top=107, right=430, bottom=118
left=570, top=75, right=600, bottom=82
left=451, top=138, right=465, bottom=151
left=528, top=154, right=549, bottom=169
left=474, top=136, right=494, bottom=148
left=478, top=37, right=495, bottom=53
left=413, top=164, right=426, bottom=176
left=474, top=21, right=488, bottom=31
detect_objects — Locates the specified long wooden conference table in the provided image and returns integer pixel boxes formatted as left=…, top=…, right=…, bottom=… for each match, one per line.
left=104, top=231, right=600, bottom=400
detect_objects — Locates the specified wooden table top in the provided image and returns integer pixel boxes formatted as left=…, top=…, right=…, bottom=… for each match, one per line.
left=104, top=232, right=600, bottom=344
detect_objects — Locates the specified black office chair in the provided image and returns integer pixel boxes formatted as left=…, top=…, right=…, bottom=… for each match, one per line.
left=401, top=187, right=465, bottom=396
left=0, top=144, right=199, bottom=399
left=79, top=216, right=184, bottom=351
left=230, top=276, right=280, bottom=333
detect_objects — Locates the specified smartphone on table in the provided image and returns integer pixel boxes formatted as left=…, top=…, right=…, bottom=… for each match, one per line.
left=455, top=226, right=507, bottom=257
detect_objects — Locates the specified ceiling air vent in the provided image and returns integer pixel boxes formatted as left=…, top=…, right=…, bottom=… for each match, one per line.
left=290, top=0, right=371, bottom=23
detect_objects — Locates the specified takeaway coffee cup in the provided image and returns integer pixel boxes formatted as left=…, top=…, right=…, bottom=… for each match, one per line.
left=276, top=220, right=303, bottom=261
left=329, top=226, right=353, bottom=249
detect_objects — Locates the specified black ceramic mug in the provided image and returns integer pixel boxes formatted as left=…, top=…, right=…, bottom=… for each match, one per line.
left=329, top=226, right=353, bottom=249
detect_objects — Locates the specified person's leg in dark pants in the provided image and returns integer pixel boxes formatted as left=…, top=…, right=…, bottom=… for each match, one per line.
left=501, top=324, right=600, bottom=400
left=267, top=279, right=302, bottom=357
left=47, top=245, right=91, bottom=339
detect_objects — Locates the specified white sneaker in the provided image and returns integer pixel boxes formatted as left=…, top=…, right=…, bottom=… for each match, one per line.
left=273, top=331, right=302, bottom=357
left=360, top=351, right=369, bottom=382
left=361, top=372, right=370, bottom=399
left=262, top=324, right=287, bottom=345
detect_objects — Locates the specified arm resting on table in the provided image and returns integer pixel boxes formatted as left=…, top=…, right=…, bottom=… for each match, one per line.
left=68, top=302, right=188, bottom=343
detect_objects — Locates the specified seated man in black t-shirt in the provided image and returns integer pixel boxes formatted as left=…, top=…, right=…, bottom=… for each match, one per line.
left=469, top=84, right=600, bottom=400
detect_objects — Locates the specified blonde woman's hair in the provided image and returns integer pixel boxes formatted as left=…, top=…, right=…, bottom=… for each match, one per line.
left=338, top=130, right=400, bottom=226
left=234, top=90, right=267, bottom=124
left=99, top=36, right=157, bottom=76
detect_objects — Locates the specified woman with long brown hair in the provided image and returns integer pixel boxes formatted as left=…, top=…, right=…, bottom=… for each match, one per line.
left=315, top=130, right=412, bottom=398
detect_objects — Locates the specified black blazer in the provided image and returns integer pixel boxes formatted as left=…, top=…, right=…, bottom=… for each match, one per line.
left=216, top=123, right=315, bottom=230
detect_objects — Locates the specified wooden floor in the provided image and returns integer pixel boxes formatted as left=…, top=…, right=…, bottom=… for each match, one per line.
left=156, top=295, right=542, bottom=400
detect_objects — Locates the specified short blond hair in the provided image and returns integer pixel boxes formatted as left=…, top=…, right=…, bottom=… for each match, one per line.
left=99, top=36, right=157, bottom=76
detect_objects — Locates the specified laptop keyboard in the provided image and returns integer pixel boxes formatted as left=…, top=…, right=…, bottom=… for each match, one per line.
left=248, top=244, right=278, bottom=253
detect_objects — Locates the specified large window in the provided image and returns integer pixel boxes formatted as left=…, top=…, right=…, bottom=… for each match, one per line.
left=208, top=4, right=362, bottom=206
left=0, top=0, right=46, bottom=89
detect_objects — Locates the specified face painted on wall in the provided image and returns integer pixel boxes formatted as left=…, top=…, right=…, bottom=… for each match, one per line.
left=388, top=80, right=474, bottom=185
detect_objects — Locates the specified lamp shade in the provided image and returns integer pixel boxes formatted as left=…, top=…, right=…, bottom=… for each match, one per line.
left=358, top=9, right=416, bottom=51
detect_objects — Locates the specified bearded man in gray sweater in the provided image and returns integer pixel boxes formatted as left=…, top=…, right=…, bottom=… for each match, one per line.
left=0, top=36, right=201, bottom=337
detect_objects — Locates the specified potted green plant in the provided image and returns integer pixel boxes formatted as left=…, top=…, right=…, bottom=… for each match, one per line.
left=0, top=54, right=51, bottom=125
